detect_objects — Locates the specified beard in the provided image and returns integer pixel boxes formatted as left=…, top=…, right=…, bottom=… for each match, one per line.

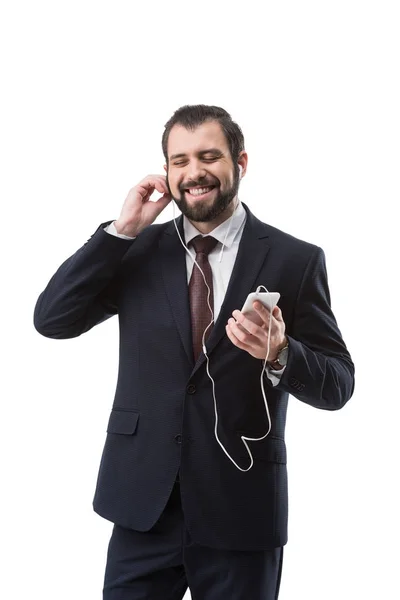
left=167, top=167, right=240, bottom=222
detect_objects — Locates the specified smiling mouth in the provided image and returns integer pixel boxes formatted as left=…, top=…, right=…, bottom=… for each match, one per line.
left=184, top=185, right=217, bottom=199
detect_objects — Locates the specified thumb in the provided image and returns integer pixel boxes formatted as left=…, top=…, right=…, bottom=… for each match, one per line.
left=154, top=193, right=172, bottom=213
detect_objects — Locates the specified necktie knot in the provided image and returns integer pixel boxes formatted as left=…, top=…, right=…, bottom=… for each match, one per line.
left=190, top=235, right=218, bottom=256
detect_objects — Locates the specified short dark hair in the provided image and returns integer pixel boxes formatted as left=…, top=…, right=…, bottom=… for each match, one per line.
left=162, top=104, right=245, bottom=166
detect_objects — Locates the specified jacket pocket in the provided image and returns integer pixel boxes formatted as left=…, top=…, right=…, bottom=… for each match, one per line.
left=106, top=409, right=139, bottom=435
left=236, top=434, right=287, bottom=464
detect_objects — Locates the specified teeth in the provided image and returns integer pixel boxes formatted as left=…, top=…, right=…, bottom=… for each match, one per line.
left=188, top=186, right=213, bottom=196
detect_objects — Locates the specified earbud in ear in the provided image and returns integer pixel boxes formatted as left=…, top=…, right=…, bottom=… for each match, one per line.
left=238, top=165, right=243, bottom=178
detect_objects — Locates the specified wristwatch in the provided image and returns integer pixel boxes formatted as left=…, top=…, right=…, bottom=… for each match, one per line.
left=269, top=341, right=289, bottom=371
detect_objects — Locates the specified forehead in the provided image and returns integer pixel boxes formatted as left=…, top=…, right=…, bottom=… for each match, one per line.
left=168, top=120, right=229, bottom=159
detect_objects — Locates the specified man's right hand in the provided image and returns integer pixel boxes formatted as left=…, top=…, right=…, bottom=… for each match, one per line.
left=114, top=174, right=172, bottom=237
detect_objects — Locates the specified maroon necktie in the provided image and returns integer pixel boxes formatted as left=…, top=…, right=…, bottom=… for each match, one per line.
left=189, top=235, right=219, bottom=362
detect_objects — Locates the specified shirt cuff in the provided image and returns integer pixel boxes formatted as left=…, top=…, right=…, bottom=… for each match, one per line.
left=263, top=363, right=286, bottom=387
left=104, top=221, right=136, bottom=240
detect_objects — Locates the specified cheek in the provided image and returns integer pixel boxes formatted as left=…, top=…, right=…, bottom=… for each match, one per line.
left=168, top=177, right=180, bottom=194
left=221, top=172, right=233, bottom=188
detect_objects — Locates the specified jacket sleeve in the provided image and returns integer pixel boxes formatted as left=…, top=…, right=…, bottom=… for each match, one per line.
left=33, top=221, right=135, bottom=339
left=278, top=246, right=355, bottom=410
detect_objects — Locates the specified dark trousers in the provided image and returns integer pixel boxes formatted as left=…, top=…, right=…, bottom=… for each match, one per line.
left=103, top=480, right=284, bottom=599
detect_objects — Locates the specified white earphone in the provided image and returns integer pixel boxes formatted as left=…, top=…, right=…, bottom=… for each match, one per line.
left=171, top=161, right=274, bottom=472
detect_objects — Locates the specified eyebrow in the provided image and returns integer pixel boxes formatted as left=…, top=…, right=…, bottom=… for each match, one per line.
left=170, top=148, right=223, bottom=161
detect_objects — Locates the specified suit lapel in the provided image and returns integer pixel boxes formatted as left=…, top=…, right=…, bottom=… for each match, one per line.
left=160, top=203, right=271, bottom=376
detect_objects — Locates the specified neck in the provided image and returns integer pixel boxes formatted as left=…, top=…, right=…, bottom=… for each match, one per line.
left=188, top=197, right=238, bottom=235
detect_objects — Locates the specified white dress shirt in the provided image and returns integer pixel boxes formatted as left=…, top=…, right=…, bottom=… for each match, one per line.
left=103, top=201, right=285, bottom=386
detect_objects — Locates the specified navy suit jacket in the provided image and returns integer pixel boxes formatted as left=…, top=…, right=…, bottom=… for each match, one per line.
left=33, top=202, right=354, bottom=551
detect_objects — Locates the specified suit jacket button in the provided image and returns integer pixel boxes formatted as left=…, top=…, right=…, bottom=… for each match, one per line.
left=187, top=384, right=196, bottom=394
left=175, top=434, right=182, bottom=444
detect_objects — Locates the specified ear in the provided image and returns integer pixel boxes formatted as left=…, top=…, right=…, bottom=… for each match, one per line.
left=163, top=164, right=167, bottom=173
left=237, top=151, right=248, bottom=177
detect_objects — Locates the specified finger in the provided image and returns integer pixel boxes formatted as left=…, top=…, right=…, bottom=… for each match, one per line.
left=138, top=179, right=169, bottom=200
left=232, top=310, right=262, bottom=336
left=225, top=323, right=252, bottom=351
left=149, top=175, right=169, bottom=194
left=252, top=302, right=273, bottom=327
left=272, top=305, right=282, bottom=321
left=139, top=175, right=169, bottom=197
left=155, top=193, right=172, bottom=209
left=227, top=318, right=255, bottom=346
left=156, top=175, right=170, bottom=194
left=135, top=183, right=154, bottom=201
left=140, top=176, right=167, bottom=193
left=152, top=179, right=170, bottom=195
left=253, top=301, right=272, bottom=317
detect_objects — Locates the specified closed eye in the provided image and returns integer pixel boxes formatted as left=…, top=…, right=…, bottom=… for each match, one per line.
left=174, top=158, right=217, bottom=166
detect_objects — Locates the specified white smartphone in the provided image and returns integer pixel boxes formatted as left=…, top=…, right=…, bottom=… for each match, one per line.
left=241, top=292, right=280, bottom=326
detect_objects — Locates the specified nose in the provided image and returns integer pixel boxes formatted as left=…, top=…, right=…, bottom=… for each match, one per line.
left=186, top=160, right=208, bottom=184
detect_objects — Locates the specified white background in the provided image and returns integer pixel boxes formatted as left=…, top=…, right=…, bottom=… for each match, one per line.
left=1, top=1, right=399, bottom=598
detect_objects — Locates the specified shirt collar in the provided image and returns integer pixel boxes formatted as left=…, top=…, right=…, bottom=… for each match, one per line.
left=183, top=200, right=246, bottom=249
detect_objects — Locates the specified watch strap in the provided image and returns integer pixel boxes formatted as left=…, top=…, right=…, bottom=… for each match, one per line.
left=269, top=341, right=289, bottom=369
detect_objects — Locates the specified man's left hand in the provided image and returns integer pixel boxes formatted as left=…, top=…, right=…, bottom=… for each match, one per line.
left=225, top=301, right=287, bottom=361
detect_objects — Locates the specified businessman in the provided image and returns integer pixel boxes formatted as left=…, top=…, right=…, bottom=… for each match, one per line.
left=34, top=104, right=355, bottom=599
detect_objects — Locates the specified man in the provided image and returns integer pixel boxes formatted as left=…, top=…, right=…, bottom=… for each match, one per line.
left=34, top=104, right=355, bottom=599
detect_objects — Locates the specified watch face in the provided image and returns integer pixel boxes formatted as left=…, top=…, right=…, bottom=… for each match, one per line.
left=278, top=346, right=289, bottom=366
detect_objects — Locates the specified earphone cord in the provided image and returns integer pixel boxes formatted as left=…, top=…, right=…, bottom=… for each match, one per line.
left=172, top=197, right=272, bottom=472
